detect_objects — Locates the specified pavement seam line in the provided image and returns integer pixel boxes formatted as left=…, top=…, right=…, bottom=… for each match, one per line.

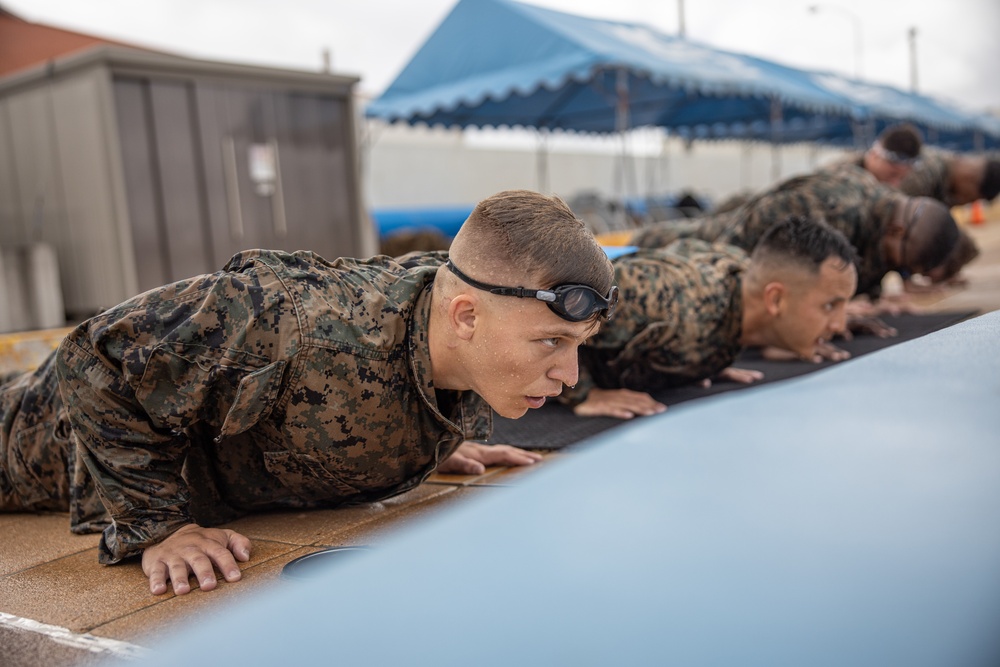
left=0, top=611, right=149, bottom=659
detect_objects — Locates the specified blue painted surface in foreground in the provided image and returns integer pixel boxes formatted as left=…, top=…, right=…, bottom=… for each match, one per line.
left=129, top=312, right=1000, bottom=667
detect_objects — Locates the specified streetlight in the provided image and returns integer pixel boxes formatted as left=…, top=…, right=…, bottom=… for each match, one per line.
left=808, top=4, right=863, bottom=80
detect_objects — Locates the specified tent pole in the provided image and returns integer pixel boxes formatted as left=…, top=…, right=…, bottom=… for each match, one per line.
left=535, top=128, right=550, bottom=193
left=660, top=130, right=671, bottom=196
left=651, top=129, right=669, bottom=197
left=770, top=97, right=782, bottom=182
left=643, top=129, right=654, bottom=198
left=741, top=142, right=752, bottom=190
left=809, top=143, right=820, bottom=168
left=615, top=67, right=635, bottom=227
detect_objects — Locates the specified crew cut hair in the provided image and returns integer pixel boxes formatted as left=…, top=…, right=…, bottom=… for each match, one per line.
left=457, top=190, right=614, bottom=295
left=877, top=123, right=922, bottom=160
left=751, top=215, right=858, bottom=274
left=907, top=198, right=960, bottom=272
left=931, top=229, right=980, bottom=283
left=981, top=159, right=1000, bottom=201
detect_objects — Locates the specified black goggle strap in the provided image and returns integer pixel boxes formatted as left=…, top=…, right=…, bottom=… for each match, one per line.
left=446, top=260, right=614, bottom=320
left=871, top=142, right=920, bottom=166
left=445, top=260, right=527, bottom=296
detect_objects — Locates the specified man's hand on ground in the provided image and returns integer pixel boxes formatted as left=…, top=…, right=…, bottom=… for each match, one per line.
left=141, top=523, right=251, bottom=596
left=572, top=387, right=667, bottom=420
left=814, top=340, right=851, bottom=362
left=437, top=441, right=543, bottom=475
left=845, top=297, right=878, bottom=319
left=714, top=366, right=764, bottom=385
left=760, top=346, right=800, bottom=362
left=848, top=314, right=898, bottom=338
left=906, top=275, right=969, bottom=292
left=870, top=293, right=925, bottom=317
left=761, top=343, right=850, bottom=364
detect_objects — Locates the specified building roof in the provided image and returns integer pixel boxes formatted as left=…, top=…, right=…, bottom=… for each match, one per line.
left=0, top=3, right=149, bottom=78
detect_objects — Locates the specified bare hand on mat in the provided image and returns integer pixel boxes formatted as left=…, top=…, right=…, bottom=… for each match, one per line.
left=142, top=523, right=251, bottom=596
left=436, top=440, right=543, bottom=475
left=847, top=313, right=898, bottom=338
left=708, top=366, right=764, bottom=385
left=762, top=342, right=850, bottom=364
left=572, top=387, right=667, bottom=420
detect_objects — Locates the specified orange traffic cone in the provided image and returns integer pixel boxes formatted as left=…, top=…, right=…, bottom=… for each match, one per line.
left=970, top=199, right=985, bottom=226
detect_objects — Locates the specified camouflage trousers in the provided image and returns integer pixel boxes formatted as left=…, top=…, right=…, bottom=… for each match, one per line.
left=0, top=351, right=73, bottom=512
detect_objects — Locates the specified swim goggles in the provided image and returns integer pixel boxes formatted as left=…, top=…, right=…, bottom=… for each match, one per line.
left=446, top=259, right=618, bottom=322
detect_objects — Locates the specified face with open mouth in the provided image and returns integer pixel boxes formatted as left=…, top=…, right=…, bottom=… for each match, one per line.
left=464, top=295, right=600, bottom=419
left=775, top=256, right=858, bottom=360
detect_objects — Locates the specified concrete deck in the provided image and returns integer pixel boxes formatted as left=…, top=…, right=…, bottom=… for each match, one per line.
left=1, top=211, right=999, bottom=666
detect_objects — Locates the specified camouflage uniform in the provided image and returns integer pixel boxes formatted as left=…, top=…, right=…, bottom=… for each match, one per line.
left=563, top=240, right=746, bottom=403
left=0, top=250, right=490, bottom=564
left=821, top=152, right=866, bottom=174
left=632, top=167, right=903, bottom=298
left=899, top=150, right=952, bottom=205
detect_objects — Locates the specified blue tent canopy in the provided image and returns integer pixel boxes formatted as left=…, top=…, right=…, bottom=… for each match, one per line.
left=367, top=0, right=1000, bottom=150
left=780, top=73, right=999, bottom=151
left=368, top=0, right=854, bottom=135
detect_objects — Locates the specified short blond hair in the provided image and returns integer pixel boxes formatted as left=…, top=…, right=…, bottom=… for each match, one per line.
left=448, top=190, right=614, bottom=294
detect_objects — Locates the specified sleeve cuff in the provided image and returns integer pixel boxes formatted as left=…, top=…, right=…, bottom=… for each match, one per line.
left=97, top=509, right=193, bottom=564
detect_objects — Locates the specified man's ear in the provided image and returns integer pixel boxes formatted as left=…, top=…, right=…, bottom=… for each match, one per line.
left=885, top=221, right=906, bottom=238
left=763, top=281, right=786, bottom=316
left=448, top=293, right=478, bottom=340
left=885, top=203, right=908, bottom=237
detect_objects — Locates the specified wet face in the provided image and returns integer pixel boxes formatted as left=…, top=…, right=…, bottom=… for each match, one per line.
left=463, top=296, right=598, bottom=419
left=950, top=175, right=982, bottom=206
left=866, top=152, right=911, bottom=187
left=773, top=258, right=858, bottom=359
left=882, top=198, right=923, bottom=274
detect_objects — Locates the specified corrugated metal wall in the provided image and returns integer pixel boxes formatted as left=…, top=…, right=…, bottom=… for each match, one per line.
left=0, top=49, right=370, bottom=327
left=113, top=77, right=363, bottom=291
left=0, top=64, right=135, bottom=321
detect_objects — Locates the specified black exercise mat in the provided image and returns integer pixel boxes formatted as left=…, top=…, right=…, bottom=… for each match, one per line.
left=489, top=310, right=978, bottom=450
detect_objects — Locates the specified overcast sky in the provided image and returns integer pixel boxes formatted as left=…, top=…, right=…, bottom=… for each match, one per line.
left=6, top=0, right=1000, bottom=112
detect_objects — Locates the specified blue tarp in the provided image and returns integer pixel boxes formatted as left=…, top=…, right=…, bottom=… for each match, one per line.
left=367, top=0, right=999, bottom=150
left=371, top=205, right=474, bottom=238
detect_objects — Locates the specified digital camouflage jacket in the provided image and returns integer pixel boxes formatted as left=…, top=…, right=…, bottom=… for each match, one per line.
left=632, top=168, right=902, bottom=297
left=899, top=151, right=952, bottom=205
left=1, top=250, right=491, bottom=563
left=563, top=240, right=746, bottom=403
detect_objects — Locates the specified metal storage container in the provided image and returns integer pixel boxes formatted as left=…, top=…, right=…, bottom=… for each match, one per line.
left=0, top=46, right=374, bottom=324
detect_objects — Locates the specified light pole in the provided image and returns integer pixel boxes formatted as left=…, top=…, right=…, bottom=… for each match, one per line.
left=808, top=4, right=863, bottom=80
left=908, top=26, right=918, bottom=92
